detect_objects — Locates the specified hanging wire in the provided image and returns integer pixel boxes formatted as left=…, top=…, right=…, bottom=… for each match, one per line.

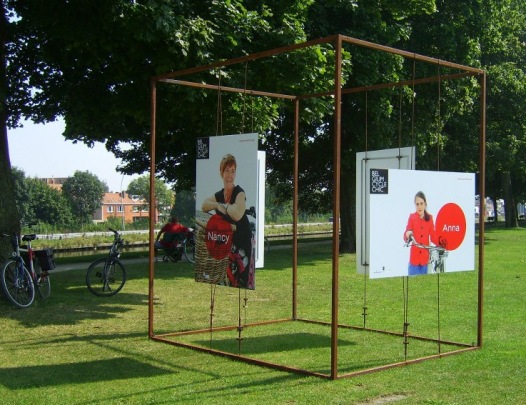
left=244, top=289, right=248, bottom=325
left=209, top=284, right=217, bottom=347
left=242, top=62, right=248, bottom=133
left=362, top=91, right=369, bottom=329
left=410, top=55, right=416, bottom=170
left=398, top=89, right=403, bottom=168
left=437, top=272, right=442, bottom=354
left=237, top=288, right=243, bottom=354
left=436, top=61, right=443, bottom=353
left=403, top=276, right=410, bottom=360
left=251, top=97, right=255, bottom=133
left=216, top=68, right=223, bottom=136
left=365, top=91, right=369, bottom=153
left=402, top=56, right=418, bottom=358
left=437, top=61, right=441, bottom=171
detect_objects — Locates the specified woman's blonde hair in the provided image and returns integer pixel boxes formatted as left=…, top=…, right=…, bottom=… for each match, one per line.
left=220, top=154, right=237, bottom=176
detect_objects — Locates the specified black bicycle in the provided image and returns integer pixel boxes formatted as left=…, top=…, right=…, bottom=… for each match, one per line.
left=0, top=233, right=55, bottom=308
left=86, top=228, right=126, bottom=296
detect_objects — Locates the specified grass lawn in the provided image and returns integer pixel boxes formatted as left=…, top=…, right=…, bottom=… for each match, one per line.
left=0, top=226, right=525, bottom=404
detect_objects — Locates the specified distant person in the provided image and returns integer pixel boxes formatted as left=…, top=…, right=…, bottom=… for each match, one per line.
left=403, top=191, right=438, bottom=276
left=155, top=216, right=189, bottom=251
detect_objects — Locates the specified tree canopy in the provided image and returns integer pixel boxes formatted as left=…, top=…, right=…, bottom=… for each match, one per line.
left=61, top=171, right=107, bottom=224
left=12, top=167, right=73, bottom=229
left=127, top=174, right=173, bottom=222
left=2, top=0, right=526, bottom=254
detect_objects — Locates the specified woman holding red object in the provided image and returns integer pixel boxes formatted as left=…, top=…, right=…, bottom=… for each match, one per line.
left=403, top=191, right=438, bottom=275
left=202, top=154, right=252, bottom=287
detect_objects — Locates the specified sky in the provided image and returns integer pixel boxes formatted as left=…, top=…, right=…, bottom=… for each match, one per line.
left=7, top=119, right=141, bottom=192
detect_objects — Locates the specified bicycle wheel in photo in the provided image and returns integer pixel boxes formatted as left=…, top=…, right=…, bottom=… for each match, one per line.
left=165, top=251, right=181, bottom=262
left=36, top=272, right=51, bottom=299
left=86, top=258, right=126, bottom=297
left=184, top=239, right=195, bottom=263
left=1, top=259, right=35, bottom=308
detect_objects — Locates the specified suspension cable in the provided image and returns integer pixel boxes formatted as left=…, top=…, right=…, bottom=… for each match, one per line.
left=216, top=68, right=223, bottom=136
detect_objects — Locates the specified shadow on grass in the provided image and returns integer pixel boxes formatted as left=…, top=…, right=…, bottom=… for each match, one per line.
left=0, top=357, right=172, bottom=389
left=189, top=331, right=356, bottom=355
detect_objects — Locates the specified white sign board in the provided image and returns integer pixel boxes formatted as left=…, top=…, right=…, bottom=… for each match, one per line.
left=355, top=147, right=415, bottom=274
left=368, top=169, right=475, bottom=279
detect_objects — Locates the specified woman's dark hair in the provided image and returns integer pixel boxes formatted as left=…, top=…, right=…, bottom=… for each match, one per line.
left=415, top=191, right=431, bottom=221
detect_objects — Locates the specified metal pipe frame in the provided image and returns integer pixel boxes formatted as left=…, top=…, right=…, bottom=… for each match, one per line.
left=148, top=34, right=486, bottom=380
left=150, top=317, right=477, bottom=380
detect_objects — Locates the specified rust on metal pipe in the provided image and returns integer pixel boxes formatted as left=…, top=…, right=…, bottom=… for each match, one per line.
left=149, top=33, right=486, bottom=380
left=161, top=79, right=296, bottom=100
left=330, top=34, right=343, bottom=380
left=148, top=79, right=157, bottom=338
left=293, top=99, right=299, bottom=320
left=153, top=35, right=340, bottom=82
left=478, top=72, right=486, bottom=347
left=340, top=35, right=485, bottom=74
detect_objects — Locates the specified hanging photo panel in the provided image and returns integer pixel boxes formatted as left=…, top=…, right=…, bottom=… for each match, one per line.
left=195, top=133, right=259, bottom=289
left=355, top=147, right=415, bottom=275
left=369, top=169, right=475, bottom=279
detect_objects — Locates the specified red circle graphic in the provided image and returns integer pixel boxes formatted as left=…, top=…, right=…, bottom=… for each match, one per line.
left=204, top=214, right=234, bottom=259
left=435, top=203, right=466, bottom=251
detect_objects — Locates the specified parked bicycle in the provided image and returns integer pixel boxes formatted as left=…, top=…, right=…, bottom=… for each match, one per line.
left=86, top=228, right=126, bottom=296
left=0, top=233, right=55, bottom=308
left=156, top=229, right=196, bottom=264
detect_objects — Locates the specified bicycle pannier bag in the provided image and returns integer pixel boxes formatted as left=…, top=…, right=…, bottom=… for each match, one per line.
left=36, top=248, right=56, bottom=271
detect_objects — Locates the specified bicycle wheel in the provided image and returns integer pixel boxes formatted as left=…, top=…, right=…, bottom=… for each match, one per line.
left=183, top=238, right=195, bottom=263
left=36, top=272, right=51, bottom=299
left=1, top=259, right=35, bottom=308
left=86, top=258, right=126, bottom=297
left=166, top=251, right=181, bottom=262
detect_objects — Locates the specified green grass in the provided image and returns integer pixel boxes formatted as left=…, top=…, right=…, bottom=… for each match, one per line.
left=0, top=227, right=525, bottom=404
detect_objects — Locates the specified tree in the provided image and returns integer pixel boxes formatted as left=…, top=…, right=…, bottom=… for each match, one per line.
left=170, top=188, right=196, bottom=227
left=0, top=2, right=19, bottom=259
left=61, top=171, right=106, bottom=224
left=480, top=0, right=526, bottom=226
left=265, top=0, right=440, bottom=252
left=3, top=0, right=526, bottom=252
left=12, top=167, right=73, bottom=229
left=0, top=0, right=313, bottom=250
left=127, top=175, right=173, bottom=223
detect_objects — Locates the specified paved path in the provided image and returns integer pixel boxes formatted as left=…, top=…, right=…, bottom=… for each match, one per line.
left=51, top=239, right=329, bottom=273
left=51, top=257, right=152, bottom=273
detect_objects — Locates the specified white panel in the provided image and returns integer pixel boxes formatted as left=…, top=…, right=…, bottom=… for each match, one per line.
left=256, top=151, right=266, bottom=268
left=355, top=147, right=415, bottom=274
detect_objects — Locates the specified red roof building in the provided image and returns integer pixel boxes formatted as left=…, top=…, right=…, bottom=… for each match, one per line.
left=93, top=192, right=158, bottom=224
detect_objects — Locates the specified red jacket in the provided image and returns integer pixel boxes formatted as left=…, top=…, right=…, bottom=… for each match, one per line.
left=404, top=212, right=437, bottom=266
left=159, top=222, right=189, bottom=247
left=160, top=222, right=188, bottom=234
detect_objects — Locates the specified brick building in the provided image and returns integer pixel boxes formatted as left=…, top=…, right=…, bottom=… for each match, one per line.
left=93, top=191, right=157, bottom=224
left=40, top=177, right=160, bottom=224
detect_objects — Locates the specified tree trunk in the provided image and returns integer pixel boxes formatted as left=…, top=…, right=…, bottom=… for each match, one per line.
left=339, top=161, right=356, bottom=253
left=0, top=5, right=21, bottom=259
left=501, top=171, right=518, bottom=228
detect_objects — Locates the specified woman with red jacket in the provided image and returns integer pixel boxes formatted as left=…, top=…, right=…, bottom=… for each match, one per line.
left=403, top=191, right=438, bottom=275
